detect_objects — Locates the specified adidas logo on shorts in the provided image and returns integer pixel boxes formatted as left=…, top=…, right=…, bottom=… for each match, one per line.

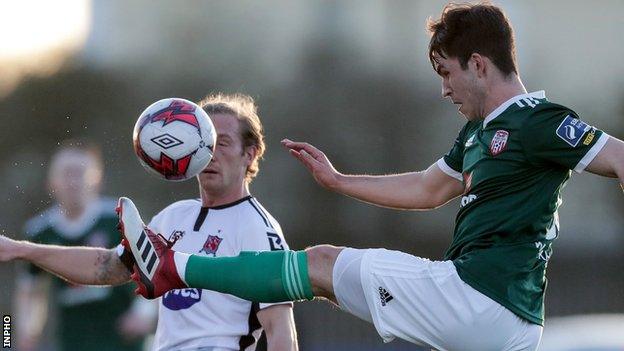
left=378, top=287, right=393, bottom=306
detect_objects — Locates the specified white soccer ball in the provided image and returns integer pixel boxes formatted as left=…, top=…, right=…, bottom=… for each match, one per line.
left=133, top=98, right=216, bottom=181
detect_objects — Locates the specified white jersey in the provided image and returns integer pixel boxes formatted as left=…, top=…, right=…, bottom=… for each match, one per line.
left=150, top=196, right=291, bottom=351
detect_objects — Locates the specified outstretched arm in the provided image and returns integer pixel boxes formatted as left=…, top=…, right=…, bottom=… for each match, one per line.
left=585, top=136, right=624, bottom=186
left=0, top=235, right=131, bottom=286
left=282, top=139, right=464, bottom=210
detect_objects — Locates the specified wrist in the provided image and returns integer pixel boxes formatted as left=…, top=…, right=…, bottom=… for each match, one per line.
left=15, top=240, right=34, bottom=260
left=329, top=173, right=348, bottom=192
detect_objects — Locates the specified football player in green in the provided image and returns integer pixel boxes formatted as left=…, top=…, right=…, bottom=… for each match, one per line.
left=13, top=141, right=153, bottom=351
left=118, top=3, right=624, bottom=351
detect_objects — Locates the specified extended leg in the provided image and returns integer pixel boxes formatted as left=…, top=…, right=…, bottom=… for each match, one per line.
left=119, top=196, right=344, bottom=303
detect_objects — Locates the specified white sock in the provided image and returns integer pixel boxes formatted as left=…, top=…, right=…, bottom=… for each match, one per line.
left=173, top=252, right=191, bottom=285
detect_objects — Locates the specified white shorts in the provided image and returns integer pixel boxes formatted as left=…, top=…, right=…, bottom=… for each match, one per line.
left=332, top=248, right=542, bottom=351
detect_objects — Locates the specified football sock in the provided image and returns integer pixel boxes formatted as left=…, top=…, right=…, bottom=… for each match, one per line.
left=174, top=250, right=314, bottom=302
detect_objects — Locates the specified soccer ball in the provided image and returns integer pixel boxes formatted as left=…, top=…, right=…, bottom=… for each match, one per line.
left=133, top=98, right=216, bottom=181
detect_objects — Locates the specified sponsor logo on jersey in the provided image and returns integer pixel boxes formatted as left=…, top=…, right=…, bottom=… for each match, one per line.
left=168, top=230, right=185, bottom=243
left=489, top=130, right=509, bottom=156
left=162, top=288, right=203, bottom=310
left=461, top=194, right=477, bottom=207
left=378, top=287, right=393, bottom=306
left=583, top=127, right=596, bottom=146
left=556, top=115, right=591, bottom=147
left=545, top=214, right=559, bottom=241
left=536, top=215, right=559, bottom=262
left=199, top=234, right=223, bottom=256
left=535, top=241, right=553, bottom=261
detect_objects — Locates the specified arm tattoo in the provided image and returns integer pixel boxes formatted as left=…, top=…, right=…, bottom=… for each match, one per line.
left=94, top=249, right=132, bottom=285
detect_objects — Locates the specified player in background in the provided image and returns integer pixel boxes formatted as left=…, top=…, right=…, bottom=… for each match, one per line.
left=0, top=94, right=298, bottom=351
left=118, top=3, right=624, bottom=351
left=13, top=141, right=153, bottom=351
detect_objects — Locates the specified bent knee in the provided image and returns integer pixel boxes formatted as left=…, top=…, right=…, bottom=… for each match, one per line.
left=305, top=245, right=343, bottom=266
left=305, top=245, right=344, bottom=299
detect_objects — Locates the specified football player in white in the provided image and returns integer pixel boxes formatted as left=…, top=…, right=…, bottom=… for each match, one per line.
left=0, top=93, right=298, bottom=351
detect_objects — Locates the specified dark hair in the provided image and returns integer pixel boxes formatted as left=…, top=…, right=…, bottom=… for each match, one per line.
left=428, top=2, right=518, bottom=76
left=198, top=93, right=265, bottom=183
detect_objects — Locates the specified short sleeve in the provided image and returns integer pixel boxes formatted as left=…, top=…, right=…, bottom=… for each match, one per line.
left=521, top=110, right=608, bottom=173
left=438, top=123, right=469, bottom=181
left=239, top=221, right=289, bottom=253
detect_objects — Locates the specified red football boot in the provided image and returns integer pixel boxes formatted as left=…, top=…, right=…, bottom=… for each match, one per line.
left=116, top=197, right=187, bottom=299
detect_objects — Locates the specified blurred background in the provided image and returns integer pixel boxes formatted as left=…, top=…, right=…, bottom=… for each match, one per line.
left=1, top=0, right=623, bottom=350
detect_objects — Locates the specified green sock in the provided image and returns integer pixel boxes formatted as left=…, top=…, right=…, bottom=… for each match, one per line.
left=183, top=250, right=314, bottom=302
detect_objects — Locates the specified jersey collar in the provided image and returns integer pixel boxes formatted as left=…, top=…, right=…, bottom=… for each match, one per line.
left=202, top=195, right=253, bottom=210
left=482, top=90, right=546, bottom=128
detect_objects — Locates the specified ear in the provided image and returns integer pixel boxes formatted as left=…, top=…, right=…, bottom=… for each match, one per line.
left=244, top=145, right=258, bottom=167
left=470, top=53, right=487, bottom=78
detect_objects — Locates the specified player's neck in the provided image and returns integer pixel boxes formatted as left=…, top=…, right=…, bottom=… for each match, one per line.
left=200, top=183, right=250, bottom=207
left=482, top=74, right=527, bottom=118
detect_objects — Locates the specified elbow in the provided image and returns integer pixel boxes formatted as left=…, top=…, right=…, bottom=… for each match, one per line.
left=616, top=163, right=624, bottom=183
left=411, top=194, right=449, bottom=211
left=411, top=202, right=438, bottom=211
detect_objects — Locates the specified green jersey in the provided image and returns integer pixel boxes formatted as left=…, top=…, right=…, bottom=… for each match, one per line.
left=438, top=91, right=608, bottom=325
left=25, top=198, right=143, bottom=351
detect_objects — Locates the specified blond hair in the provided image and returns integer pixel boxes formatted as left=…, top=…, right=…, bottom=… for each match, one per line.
left=198, top=93, right=265, bottom=183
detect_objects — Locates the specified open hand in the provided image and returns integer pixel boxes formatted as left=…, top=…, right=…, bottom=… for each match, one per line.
left=281, top=139, right=343, bottom=190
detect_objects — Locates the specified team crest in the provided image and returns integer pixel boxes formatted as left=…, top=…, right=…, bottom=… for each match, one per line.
left=199, top=234, right=223, bottom=256
left=489, top=130, right=509, bottom=156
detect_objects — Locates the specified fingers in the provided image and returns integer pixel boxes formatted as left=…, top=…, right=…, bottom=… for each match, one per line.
left=289, top=149, right=318, bottom=173
left=281, top=139, right=324, bottom=159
